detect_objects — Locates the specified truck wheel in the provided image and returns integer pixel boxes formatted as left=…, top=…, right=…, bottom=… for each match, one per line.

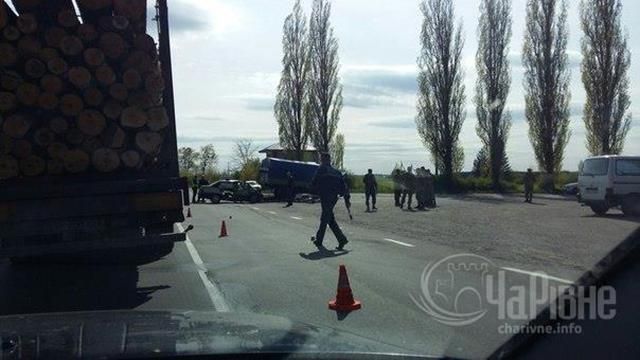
left=621, top=196, right=640, bottom=217
left=590, top=204, right=609, bottom=216
left=249, top=193, right=259, bottom=203
left=210, top=194, right=221, bottom=204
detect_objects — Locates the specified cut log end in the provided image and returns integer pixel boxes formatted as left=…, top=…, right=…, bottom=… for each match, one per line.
left=63, top=149, right=90, bottom=173
left=120, top=106, right=147, bottom=128
left=3, top=114, right=32, bottom=139
left=121, top=149, right=140, bottom=168
left=135, top=131, right=163, bottom=155
left=60, top=94, right=84, bottom=117
left=147, top=106, right=169, bottom=131
left=92, top=147, right=120, bottom=172
left=50, top=117, right=69, bottom=135
left=20, top=155, right=46, bottom=177
left=0, top=155, right=19, bottom=179
left=78, top=109, right=106, bottom=136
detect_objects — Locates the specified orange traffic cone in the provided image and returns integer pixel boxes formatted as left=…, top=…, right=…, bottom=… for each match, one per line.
left=186, top=208, right=192, bottom=218
left=328, top=265, right=361, bottom=311
left=219, top=220, right=228, bottom=237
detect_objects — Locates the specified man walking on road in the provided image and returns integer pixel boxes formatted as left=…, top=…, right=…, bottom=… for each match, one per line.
left=310, top=153, right=350, bottom=250
left=191, top=176, right=199, bottom=203
left=400, top=166, right=416, bottom=211
left=363, top=169, right=377, bottom=212
left=284, top=171, right=295, bottom=207
left=523, top=168, right=535, bottom=203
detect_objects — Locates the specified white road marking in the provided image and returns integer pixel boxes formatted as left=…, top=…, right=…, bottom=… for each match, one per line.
left=251, top=207, right=260, bottom=211
left=268, top=211, right=278, bottom=215
left=177, top=223, right=230, bottom=312
left=501, top=266, right=573, bottom=284
left=290, top=216, right=302, bottom=220
left=383, top=238, right=415, bottom=247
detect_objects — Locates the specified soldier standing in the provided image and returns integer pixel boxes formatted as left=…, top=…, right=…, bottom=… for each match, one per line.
left=523, top=168, right=535, bottom=203
left=284, top=171, right=295, bottom=207
left=191, top=176, right=199, bottom=203
left=415, top=167, right=427, bottom=210
left=197, top=176, right=209, bottom=203
left=400, top=166, right=416, bottom=211
left=426, top=169, right=436, bottom=208
left=310, top=153, right=350, bottom=250
left=363, top=169, right=378, bottom=212
left=392, top=168, right=403, bottom=207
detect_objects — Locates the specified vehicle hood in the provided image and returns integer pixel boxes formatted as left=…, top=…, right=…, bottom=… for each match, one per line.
left=0, top=310, right=426, bottom=359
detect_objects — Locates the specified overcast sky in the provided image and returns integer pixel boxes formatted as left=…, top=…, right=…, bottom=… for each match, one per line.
left=163, top=0, right=640, bottom=174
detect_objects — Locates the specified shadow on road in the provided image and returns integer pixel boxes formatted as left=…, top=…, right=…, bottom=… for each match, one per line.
left=299, top=248, right=350, bottom=260
left=0, top=262, right=168, bottom=316
left=525, top=201, right=547, bottom=206
left=336, top=311, right=352, bottom=321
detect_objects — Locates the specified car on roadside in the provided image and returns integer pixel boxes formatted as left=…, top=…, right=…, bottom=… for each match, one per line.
left=562, top=182, right=579, bottom=196
left=198, top=180, right=263, bottom=204
left=578, top=155, right=640, bottom=216
left=246, top=180, right=262, bottom=192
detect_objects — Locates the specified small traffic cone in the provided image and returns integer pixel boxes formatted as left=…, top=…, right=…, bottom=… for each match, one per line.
left=219, top=220, right=228, bottom=237
left=186, top=208, right=192, bottom=218
left=328, top=265, right=361, bottom=311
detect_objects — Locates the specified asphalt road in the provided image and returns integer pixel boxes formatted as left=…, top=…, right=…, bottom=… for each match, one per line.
left=0, top=193, right=637, bottom=358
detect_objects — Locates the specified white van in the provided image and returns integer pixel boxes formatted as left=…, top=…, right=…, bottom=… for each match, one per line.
left=578, top=155, right=640, bottom=216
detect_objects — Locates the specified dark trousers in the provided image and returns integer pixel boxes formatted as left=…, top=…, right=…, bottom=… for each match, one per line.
left=191, top=188, right=198, bottom=203
left=525, top=187, right=533, bottom=202
left=315, top=196, right=347, bottom=244
left=394, top=190, right=402, bottom=206
left=365, top=190, right=376, bottom=209
left=401, top=190, right=413, bottom=208
left=416, top=188, right=426, bottom=209
left=286, top=187, right=295, bottom=206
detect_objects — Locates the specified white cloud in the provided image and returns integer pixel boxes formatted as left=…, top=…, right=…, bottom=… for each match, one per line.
left=172, top=0, right=247, bottom=37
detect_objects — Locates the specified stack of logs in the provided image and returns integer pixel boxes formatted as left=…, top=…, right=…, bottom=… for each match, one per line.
left=0, top=0, right=170, bottom=179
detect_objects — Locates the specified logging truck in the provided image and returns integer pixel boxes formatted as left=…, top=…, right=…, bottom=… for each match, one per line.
left=0, top=0, right=189, bottom=261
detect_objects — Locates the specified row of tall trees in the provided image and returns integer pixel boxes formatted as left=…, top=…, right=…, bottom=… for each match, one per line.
left=416, top=0, right=631, bottom=190
left=274, top=0, right=343, bottom=160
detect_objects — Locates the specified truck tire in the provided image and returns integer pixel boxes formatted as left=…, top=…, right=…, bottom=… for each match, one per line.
left=590, top=204, right=609, bottom=216
left=621, top=196, right=640, bottom=217
left=249, top=193, right=259, bottom=203
left=210, top=194, right=221, bottom=204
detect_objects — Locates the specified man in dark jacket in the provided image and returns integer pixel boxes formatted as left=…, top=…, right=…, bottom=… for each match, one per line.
left=310, top=153, right=349, bottom=250
left=415, top=167, right=427, bottom=210
left=284, top=171, right=295, bottom=207
left=197, top=176, right=209, bottom=203
left=523, top=168, right=535, bottom=203
left=392, top=168, right=403, bottom=206
left=191, top=176, right=199, bottom=203
left=363, top=169, right=377, bottom=212
left=426, top=169, right=436, bottom=208
left=400, top=166, right=416, bottom=211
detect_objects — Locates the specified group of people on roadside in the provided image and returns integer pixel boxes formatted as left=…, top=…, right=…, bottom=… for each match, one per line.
left=392, top=166, right=436, bottom=211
